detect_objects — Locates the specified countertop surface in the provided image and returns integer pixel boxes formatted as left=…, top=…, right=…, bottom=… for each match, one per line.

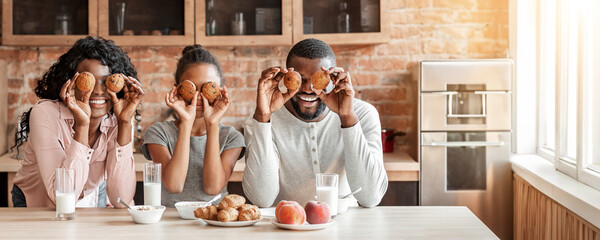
left=0, top=151, right=418, bottom=181
left=0, top=206, right=497, bottom=239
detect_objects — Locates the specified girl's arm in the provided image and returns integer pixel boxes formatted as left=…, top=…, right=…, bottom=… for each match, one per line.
left=202, top=124, right=243, bottom=195
left=147, top=87, right=198, bottom=193
left=201, top=86, right=241, bottom=195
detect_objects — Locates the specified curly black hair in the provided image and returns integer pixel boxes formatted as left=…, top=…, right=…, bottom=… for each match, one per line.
left=11, top=36, right=137, bottom=153
left=174, top=44, right=224, bottom=85
left=286, top=38, right=337, bottom=67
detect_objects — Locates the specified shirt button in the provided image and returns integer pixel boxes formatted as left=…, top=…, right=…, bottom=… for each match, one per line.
left=311, top=136, right=315, bottom=140
left=313, top=160, right=318, bottom=165
left=118, top=154, right=122, bottom=158
left=312, top=148, right=316, bottom=152
left=118, top=149, right=122, bottom=153
left=310, top=125, right=314, bottom=129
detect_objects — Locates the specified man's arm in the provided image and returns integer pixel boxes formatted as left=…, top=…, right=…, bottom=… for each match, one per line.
left=242, top=117, right=281, bottom=207
left=342, top=101, right=388, bottom=207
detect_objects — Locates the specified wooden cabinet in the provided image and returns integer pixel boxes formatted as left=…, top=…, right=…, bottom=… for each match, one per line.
left=1, top=0, right=389, bottom=46
left=195, top=0, right=292, bottom=46
left=98, top=0, right=195, bottom=46
left=1, top=0, right=97, bottom=46
left=292, top=0, right=389, bottom=45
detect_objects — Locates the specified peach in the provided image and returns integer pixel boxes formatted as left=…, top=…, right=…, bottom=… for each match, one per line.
left=275, top=200, right=306, bottom=225
left=304, top=201, right=331, bottom=224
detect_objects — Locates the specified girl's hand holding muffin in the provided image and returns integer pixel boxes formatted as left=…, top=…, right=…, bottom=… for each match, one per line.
left=201, top=83, right=230, bottom=127
left=166, top=84, right=199, bottom=127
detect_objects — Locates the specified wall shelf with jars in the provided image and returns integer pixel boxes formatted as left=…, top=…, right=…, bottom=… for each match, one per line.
left=195, top=0, right=292, bottom=46
left=1, top=0, right=98, bottom=46
left=98, top=0, right=195, bottom=46
left=1, top=0, right=389, bottom=46
left=293, top=0, right=389, bottom=45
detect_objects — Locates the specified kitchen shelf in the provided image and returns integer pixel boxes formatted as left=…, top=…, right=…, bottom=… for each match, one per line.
left=292, top=0, right=390, bottom=45
left=1, top=0, right=97, bottom=46
left=195, top=0, right=292, bottom=46
left=98, top=0, right=195, bottom=46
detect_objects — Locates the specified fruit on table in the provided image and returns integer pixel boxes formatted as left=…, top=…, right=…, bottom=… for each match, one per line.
left=275, top=200, right=306, bottom=225
left=304, top=201, right=331, bottom=224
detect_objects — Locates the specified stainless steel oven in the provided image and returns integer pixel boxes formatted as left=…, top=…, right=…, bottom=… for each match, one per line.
left=419, top=60, right=513, bottom=240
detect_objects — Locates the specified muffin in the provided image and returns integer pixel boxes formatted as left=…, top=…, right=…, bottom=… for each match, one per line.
left=201, top=81, right=221, bottom=102
left=76, top=72, right=96, bottom=92
left=311, top=70, right=331, bottom=90
left=283, top=71, right=301, bottom=91
left=177, top=80, right=197, bottom=102
left=106, top=73, right=125, bottom=92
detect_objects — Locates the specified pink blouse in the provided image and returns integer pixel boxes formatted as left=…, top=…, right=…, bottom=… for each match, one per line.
left=13, top=100, right=136, bottom=208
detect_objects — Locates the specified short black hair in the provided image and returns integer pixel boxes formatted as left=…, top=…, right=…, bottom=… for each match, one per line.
left=175, top=44, right=223, bottom=84
left=286, top=38, right=336, bottom=67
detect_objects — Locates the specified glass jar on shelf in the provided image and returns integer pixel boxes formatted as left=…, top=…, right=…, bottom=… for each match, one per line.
left=206, top=0, right=218, bottom=35
left=336, top=2, right=350, bottom=33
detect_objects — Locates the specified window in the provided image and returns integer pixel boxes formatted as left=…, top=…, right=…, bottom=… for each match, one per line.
left=537, top=0, right=600, bottom=190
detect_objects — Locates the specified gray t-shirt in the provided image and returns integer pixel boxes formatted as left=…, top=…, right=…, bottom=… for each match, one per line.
left=141, top=121, right=245, bottom=207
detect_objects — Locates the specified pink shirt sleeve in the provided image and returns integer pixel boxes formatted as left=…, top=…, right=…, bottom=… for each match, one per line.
left=105, top=131, right=136, bottom=208
left=29, top=106, right=94, bottom=204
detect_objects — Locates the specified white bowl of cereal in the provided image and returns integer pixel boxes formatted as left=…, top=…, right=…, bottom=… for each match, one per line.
left=127, top=205, right=166, bottom=224
left=174, top=201, right=209, bottom=220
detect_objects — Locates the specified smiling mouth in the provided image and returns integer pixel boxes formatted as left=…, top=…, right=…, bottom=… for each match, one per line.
left=298, top=95, right=318, bottom=102
left=89, top=99, right=108, bottom=105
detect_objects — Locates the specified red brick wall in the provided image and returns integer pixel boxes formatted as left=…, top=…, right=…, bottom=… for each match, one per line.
left=1, top=0, right=508, bottom=158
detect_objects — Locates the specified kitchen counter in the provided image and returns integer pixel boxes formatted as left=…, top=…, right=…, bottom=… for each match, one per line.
left=1, top=151, right=418, bottom=206
left=0, top=206, right=497, bottom=239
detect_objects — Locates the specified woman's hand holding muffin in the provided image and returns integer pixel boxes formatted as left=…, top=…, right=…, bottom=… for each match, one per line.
left=60, top=72, right=94, bottom=146
left=108, top=75, right=145, bottom=146
left=312, top=67, right=358, bottom=128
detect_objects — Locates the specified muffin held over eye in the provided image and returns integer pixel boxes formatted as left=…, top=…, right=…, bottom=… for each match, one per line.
left=106, top=73, right=125, bottom=92
left=311, top=70, right=331, bottom=90
left=201, top=81, right=221, bottom=102
left=76, top=71, right=96, bottom=92
left=177, top=80, right=197, bottom=102
left=283, top=71, right=301, bottom=91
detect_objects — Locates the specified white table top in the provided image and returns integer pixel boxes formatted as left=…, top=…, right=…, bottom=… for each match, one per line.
left=0, top=206, right=498, bottom=239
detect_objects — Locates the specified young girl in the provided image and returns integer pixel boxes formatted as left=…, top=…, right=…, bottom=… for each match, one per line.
left=141, top=45, right=245, bottom=207
left=11, top=37, right=144, bottom=208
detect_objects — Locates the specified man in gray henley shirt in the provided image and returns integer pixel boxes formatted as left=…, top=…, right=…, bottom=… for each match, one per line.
left=242, top=38, right=388, bottom=208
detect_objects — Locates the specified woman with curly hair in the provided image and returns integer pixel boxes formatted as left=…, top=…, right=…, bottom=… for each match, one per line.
left=141, top=45, right=244, bottom=207
left=10, top=36, right=144, bottom=208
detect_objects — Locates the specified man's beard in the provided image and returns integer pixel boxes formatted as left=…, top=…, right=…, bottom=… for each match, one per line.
left=290, top=97, right=327, bottom=120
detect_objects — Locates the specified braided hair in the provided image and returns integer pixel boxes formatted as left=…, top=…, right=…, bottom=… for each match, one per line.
left=11, top=36, right=137, bottom=153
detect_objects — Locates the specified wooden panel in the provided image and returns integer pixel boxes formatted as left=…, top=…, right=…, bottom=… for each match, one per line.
left=98, top=0, right=194, bottom=46
left=196, top=0, right=292, bottom=46
left=292, top=0, right=390, bottom=45
left=1, top=0, right=98, bottom=46
left=514, top=174, right=600, bottom=240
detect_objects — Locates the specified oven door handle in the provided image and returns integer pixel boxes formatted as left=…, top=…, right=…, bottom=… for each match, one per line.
left=423, top=141, right=505, bottom=147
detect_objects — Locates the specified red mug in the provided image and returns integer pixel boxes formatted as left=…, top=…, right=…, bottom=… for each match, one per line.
left=381, top=128, right=405, bottom=153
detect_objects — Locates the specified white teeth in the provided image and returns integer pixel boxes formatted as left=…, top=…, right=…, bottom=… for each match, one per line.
left=299, top=95, right=318, bottom=102
left=90, top=100, right=106, bottom=104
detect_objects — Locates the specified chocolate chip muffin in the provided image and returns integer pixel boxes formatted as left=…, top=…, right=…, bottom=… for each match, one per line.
left=76, top=72, right=96, bottom=92
left=311, top=70, right=331, bottom=90
left=201, top=81, right=221, bottom=102
left=283, top=71, right=301, bottom=91
left=177, top=80, right=197, bottom=102
left=106, top=73, right=125, bottom=92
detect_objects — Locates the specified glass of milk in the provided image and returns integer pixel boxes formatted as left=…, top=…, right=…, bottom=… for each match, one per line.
left=143, top=163, right=162, bottom=206
left=316, top=173, right=338, bottom=216
left=55, top=168, right=75, bottom=220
